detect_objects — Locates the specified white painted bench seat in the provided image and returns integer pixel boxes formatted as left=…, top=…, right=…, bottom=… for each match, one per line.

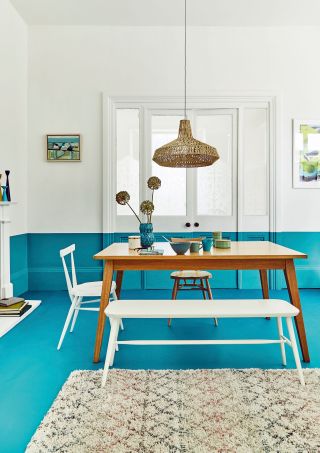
left=102, top=299, right=304, bottom=387
left=105, top=299, right=299, bottom=318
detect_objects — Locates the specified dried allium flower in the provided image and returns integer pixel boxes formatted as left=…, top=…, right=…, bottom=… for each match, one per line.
left=116, top=191, right=130, bottom=205
left=147, top=176, right=161, bottom=190
left=140, top=200, right=154, bottom=215
left=115, top=190, right=141, bottom=224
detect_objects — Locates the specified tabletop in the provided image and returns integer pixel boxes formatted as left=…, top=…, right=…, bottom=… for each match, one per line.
left=94, top=241, right=307, bottom=261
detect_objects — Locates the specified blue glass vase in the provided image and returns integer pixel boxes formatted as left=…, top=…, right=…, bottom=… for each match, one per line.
left=1, top=186, right=8, bottom=202
left=139, top=223, right=154, bottom=248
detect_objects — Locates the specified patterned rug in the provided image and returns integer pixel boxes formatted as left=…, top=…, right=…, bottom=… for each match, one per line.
left=27, top=369, right=320, bottom=453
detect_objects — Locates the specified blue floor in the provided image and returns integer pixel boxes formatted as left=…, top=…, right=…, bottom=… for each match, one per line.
left=0, top=288, right=319, bottom=453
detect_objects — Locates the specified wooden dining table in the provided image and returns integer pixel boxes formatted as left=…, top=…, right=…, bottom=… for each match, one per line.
left=93, top=241, right=309, bottom=363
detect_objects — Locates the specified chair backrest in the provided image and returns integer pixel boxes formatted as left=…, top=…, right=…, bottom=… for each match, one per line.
left=60, top=244, right=77, bottom=296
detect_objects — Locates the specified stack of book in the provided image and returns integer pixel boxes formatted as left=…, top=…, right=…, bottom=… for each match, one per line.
left=0, top=297, right=30, bottom=317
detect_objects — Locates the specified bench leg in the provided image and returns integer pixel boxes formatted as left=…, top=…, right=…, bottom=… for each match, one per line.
left=102, top=317, right=120, bottom=388
left=286, top=317, right=305, bottom=386
left=277, top=317, right=286, bottom=366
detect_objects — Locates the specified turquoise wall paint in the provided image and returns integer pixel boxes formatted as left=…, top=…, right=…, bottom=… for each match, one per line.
left=9, top=231, right=319, bottom=295
left=275, top=232, right=320, bottom=289
left=28, top=233, right=103, bottom=291
left=10, top=234, right=28, bottom=295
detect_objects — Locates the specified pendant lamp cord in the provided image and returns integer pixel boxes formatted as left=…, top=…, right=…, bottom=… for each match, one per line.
left=184, top=0, right=187, bottom=119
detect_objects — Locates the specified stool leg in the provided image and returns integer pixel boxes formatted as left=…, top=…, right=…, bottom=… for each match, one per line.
left=205, top=278, right=218, bottom=327
left=277, top=317, right=287, bottom=366
left=168, top=278, right=179, bottom=327
left=286, top=317, right=305, bottom=386
left=102, top=317, right=119, bottom=388
left=200, top=278, right=207, bottom=300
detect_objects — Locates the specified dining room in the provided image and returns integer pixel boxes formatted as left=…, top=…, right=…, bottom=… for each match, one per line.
left=1, top=0, right=320, bottom=451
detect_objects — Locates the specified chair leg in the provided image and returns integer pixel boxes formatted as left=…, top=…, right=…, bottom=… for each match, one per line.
left=168, top=278, right=179, bottom=327
left=110, top=320, right=120, bottom=367
left=277, top=317, right=287, bottom=366
left=102, top=317, right=119, bottom=388
left=286, top=317, right=305, bottom=386
left=111, top=289, right=124, bottom=330
left=70, top=296, right=82, bottom=332
left=57, top=296, right=79, bottom=350
left=205, top=278, right=218, bottom=327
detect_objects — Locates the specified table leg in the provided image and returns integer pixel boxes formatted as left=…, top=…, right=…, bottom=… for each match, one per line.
left=115, top=270, right=124, bottom=299
left=284, top=259, right=310, bottom=363
left=260, top=269, right=270, bottom=320
left=259, top=269, right=269, bottom=299
left=93, top=260, right=114, bottom=363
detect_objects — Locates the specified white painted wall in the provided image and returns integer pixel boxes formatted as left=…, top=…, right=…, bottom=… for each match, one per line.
left=28, top=26, right=320, bottom=232
left=0, top=0, right=28, bottom=235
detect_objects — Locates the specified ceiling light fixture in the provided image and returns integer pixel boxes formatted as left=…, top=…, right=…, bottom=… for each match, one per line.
left=152, top=0, right=219, bottom=168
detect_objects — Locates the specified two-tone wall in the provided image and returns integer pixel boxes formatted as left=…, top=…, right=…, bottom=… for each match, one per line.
left=10, top=231, right=320, bottom=295
left=7, top=25, right=320, bottom=294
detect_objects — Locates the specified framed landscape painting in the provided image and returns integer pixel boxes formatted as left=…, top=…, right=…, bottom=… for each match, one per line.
left=293, top=120, right=320, bottom=188
left=47, top=134, right=81, bottom=161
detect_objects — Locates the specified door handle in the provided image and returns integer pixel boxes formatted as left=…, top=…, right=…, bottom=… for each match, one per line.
left=185, top=222, right=191, bottom=227
left=194, top=222, right=199, bottom=227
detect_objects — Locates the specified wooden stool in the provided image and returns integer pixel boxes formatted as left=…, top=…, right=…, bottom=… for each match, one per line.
left=168, top=270, right=217, bottom=327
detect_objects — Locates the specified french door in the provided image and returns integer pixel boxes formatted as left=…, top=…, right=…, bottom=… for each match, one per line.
left=112, top=106, right=238, bottom=234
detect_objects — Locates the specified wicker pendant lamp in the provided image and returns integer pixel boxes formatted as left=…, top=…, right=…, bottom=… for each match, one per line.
left=152, top=0, right=219, bottom=168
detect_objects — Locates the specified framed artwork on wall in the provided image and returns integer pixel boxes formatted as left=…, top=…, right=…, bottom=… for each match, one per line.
left=47, top=134, right=81, bottom=161
left=293, top=120, right=320, bottom=188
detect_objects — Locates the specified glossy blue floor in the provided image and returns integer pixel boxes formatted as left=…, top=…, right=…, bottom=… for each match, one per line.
left=0, top=288, right=319, bottom=453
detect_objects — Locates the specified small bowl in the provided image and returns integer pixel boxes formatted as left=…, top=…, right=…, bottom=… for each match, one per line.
left=169, top=241, right=191, bottom=255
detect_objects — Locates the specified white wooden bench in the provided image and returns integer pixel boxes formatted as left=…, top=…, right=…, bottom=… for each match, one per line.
left=102, top=299, right=304, bottom=387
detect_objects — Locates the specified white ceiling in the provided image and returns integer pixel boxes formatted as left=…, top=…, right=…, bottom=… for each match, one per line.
left=10, top=0, right=320, bottom=26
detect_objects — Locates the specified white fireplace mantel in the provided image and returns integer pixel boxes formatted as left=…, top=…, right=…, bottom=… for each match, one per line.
left=0, top=202, right=16, bottom=298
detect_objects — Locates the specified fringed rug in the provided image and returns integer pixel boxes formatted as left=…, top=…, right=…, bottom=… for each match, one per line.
left=27, top=369, right=320, bottom=453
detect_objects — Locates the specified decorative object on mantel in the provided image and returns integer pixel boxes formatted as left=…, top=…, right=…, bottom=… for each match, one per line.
left=293, top=119, right=320, bottom=188
left=5, top=170, right=11, bottom=201
left=116, top=176, right=161, bottom=248
left=47, top=134, right=80, bottom=161
left=1, top=186, right=8, bottom=202
left=152, top=0, right=219, bottom=168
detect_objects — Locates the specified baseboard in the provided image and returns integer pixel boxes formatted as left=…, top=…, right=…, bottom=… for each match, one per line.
left=28, top=267, right=103, bottom=291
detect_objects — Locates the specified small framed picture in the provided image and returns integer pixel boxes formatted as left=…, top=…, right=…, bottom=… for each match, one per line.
left=293, top=120, right=320, bottom=188
left=47, top=134, right=81, bottom=161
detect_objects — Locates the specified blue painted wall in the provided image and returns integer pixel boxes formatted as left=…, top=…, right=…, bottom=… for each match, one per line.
left=9, top=231, right=319, bottom=295
left=10, top=234, right=28, bottom=296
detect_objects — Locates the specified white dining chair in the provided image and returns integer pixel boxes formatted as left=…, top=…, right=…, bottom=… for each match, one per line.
left=57, top=244, right=122, bottom=350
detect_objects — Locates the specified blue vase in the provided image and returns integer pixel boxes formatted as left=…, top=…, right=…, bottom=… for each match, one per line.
left=1, top=186, right=8, bottom=202
left=139, top=223, right=155, bottom=248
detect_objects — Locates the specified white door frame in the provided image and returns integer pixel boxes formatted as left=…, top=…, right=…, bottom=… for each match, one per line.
left=102, top=93, right=281, bottom=236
